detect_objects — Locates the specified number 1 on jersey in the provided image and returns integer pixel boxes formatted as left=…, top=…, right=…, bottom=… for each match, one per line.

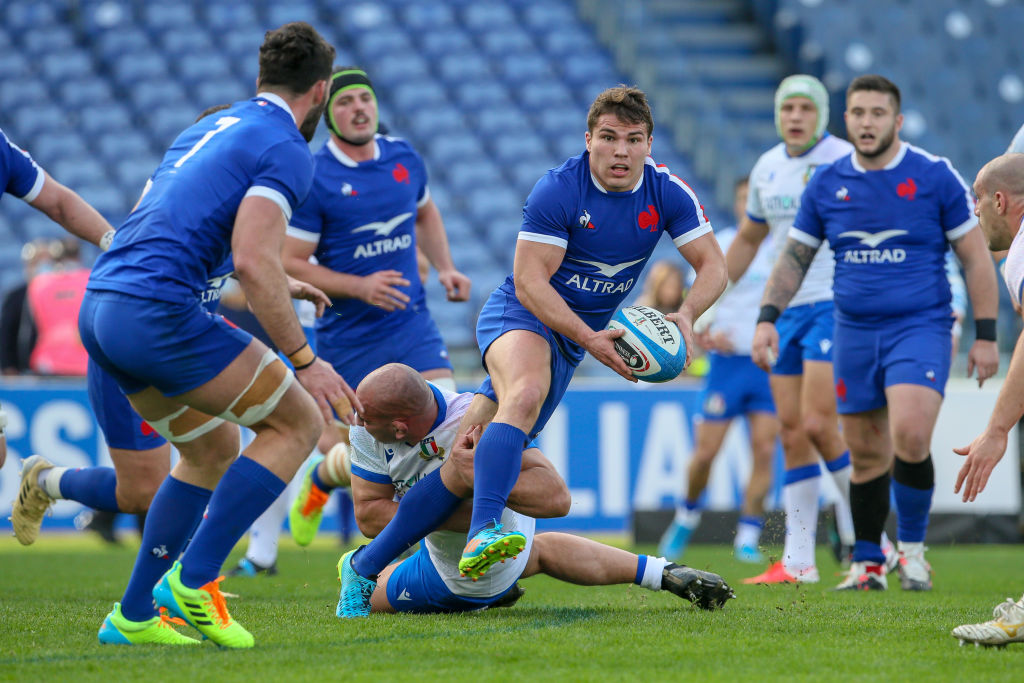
left=174, top=116, right=241, bottom=168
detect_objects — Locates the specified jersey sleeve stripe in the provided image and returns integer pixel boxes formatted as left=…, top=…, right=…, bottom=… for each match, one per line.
left=945, top=217, right=977, bottom=241
left=285, top=225, right=320, bottom=243
left=671, top=222, right=712, bottom=248
left=788, top=226, right=822, bottom=248
left=518, top=231, right=568, bottom=249
left=417, top=185, right=431, bottom=208
left=1017, top=278, right=1024, bottom=309
left=652, top=162, right=711, bottom=226
left=350, top=464, right=393, bottom=485
left=745, top=210, right=767, bottom=223
left=19, top=166, right=45, bottom=203
left=244, top=185, right=292, bottom=221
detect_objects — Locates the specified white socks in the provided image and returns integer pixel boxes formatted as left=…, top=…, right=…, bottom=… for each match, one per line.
left=673, top=505, right=702, bottom=529
left=783, top=475, right=820, bottom=574
left=38, top=467, right=68, bottom=499
left=639, top=555, right=669, bottom=591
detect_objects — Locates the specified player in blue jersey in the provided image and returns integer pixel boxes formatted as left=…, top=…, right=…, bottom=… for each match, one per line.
left=951, top=153, right=1024, bottom=647
left=276, top=66, right=470, bottom=553
left=752, top=74, right=999, bottom=592
left=334, top=85, right=727, bottom=613
left=77, top=23, right=361, bottom=649
left=659, top=178, right=779, bottom=564
left=726, top=75, right=856, bottom=585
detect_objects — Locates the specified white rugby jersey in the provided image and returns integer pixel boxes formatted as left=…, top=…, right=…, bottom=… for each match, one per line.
left=1002, top=217, right=1024, bottom=308
left=348, top=384, right=534, bottom=598
left=709, top=227, right=774, bottom=354
left=746, top=134, right=853, bottom=307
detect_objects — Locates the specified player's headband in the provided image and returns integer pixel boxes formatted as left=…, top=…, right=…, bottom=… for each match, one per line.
left=325, top=69, right=378, bottom=141
left=774, top=74, right=829, bottom=149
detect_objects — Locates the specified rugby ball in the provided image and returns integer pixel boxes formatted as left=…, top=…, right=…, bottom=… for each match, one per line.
left=606, top=305, right=686, bottom=383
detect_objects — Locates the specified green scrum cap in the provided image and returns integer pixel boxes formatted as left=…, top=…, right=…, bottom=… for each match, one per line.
left=774, top=74, right=829, bottom=147
left=324, top=68, right=377, bottom=140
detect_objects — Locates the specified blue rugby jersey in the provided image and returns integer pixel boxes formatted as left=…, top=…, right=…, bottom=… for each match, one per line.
left=791, top=142, right=975, bottom=323
left=496, top=152, right=711, bottom=361
left=1, top=128, right=44, bottom=204
left=88, top=94, right=313, bottom=305
left=286, top=135, right=429, bottom=338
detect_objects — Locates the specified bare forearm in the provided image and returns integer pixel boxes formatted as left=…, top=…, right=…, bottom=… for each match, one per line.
left=41, top=187, right=112, bottom=246
left=760, top=238, right=817, bottom=310
left=987, top=329, right=1024, bottom=434
left=961, top=255, right=999, bottom=320
left=235, top=257, right=307, bottom=354
left=679, top=260, right=727, bottom=323
left=416, top=204, right=456, bottom=272
left=283, top=257, right=365, bottom=300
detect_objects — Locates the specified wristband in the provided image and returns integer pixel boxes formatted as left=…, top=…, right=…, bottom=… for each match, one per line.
left=99, top=229, right=116, bottom=251
left=287, top=342, right=316, bottom=369
left=975, top=318, right=997, bottom=342
left=757, top=305, right=781, bottom=325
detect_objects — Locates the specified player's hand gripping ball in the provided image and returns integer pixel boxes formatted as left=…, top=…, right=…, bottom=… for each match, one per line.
left=606, top=305, right=686, bottom=382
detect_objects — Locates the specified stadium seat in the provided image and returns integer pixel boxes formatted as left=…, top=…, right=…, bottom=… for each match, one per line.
left=461, top=3, right=518, bottom=32
left=114, top=156, right=163, bottom=190
left=351, top=26, right=412, bottom=62
left=559, top=53, right=618, bottom=89
left=194, top=79, right=251, bottom=110
left=0, top=77, right=48, bottom=112
left=418, top=27, right=473, bottom=58
left=0, top=52, right=32, bottom=83
left=147, top=105, right=198, bottom=146
left=130, top=81, right=190, bottom=116
left=477, top=27, right=535, bottom=58
left=220, top=26, right=270, bottom=62
left=93, top=28, right=152, bottom=64
left=438, top=52, right=493, bottom=85
left=402, top=105, right=468, bottom=142
left=490, top=135, right=548, bottom=166
left=110, top=53, right=171, bottom=89
left=205, top=4, right=261, bottom=32
left=176, top=53, right=234, bottom=87
left=506, top=158, right=556, bottom=195
left=95, top=132, right=152, bottom=165
left=11, top=105, right=66, bottom=142
left=475, top=108, right=532, bottom=138
left=77, top=0, right=133, bottom=36
left=453, top=80, right=512, bottom=110
left=76, top=184, right=129, bottom=223
left=266, top=3, right=319, bottom=28
left=422, top=133, right=486, bottom=167
left=21, top=25, right=77, bottom=55
left=388, top=80, right=449, bottom=117
left=40, top=49, right=95, bottom=84
left=373, top=52, right=430, bottom=88
left=4, top=1, right=59, bottom=32
left=516, top=81, right=576, bottom=110
left=402, top=2, right=456, bottom=31
left=536, top=106, right=586, bottom=139
left=160, top=28, right=215, bottom=57
left=141, top=4, right=197, bottom=33
left=522, top=2, right=579, bottom=32
left=538, top=26, right=596, bottom=58
left=48, top=157, right=109, bottom=190
left=495, top=53, right=557, bottom=87
left=59, top=78, right=115, bottom=109
left=28, top=132, right=90, bottom=168
left=445, top=159, right=503, bottom=193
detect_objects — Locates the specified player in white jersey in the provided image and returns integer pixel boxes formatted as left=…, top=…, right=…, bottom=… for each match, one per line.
left=336, top=364, right=734, bottom=615
left=659, top=178, right=779, bottom=563
left=951, top=152, right=1024, bottom=646
left=727, top=75, right=855, bottom=584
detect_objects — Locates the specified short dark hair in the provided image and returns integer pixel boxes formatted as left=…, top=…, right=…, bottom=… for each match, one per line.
left=735, top=176, right=749, bottom=191
left=257, top=22, right=335, bottom=95
left=846, top=74, right=901, bottom=112
left=587, top=85, right=654, bottom=136
left=195, top=103, right=232, bottom=123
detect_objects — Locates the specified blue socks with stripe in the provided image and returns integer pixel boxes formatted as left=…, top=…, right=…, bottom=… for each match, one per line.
left=468, top=422, right=527, bottom=537
left=120, top=476, right=212, bottom=621
left=351, top=467, right=461, bottom=578
left=179, top=456, right=286, bottom=589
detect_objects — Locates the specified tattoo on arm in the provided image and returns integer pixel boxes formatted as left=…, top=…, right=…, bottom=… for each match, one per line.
left=762, top=238, right=818, bottom=309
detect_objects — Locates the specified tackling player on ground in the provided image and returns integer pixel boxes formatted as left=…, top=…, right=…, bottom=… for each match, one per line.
left=334, top=85, right=727, bottom=613
left=727, top=75, right=856, bottom=585
left=338, top=363, right=733, bottom=616
left=950, top=152, right=1024, bottom=646
left=753, top=74, right=999, bottom=592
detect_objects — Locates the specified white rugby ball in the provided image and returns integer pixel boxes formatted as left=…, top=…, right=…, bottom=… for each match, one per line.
left=606, top=305, right=686, bottom=383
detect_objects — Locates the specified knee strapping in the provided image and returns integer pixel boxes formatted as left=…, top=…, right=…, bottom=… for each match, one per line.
left=219, top=349, right=294, bottom=426
left=324, top=442, right=351, bottom=488
left=146, top=406, right=224, bottom=444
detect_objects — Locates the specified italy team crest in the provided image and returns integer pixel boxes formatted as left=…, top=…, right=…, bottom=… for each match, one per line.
left=418, top=436, right=445, bottom=461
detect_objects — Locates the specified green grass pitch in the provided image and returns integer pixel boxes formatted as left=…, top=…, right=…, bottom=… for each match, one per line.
left=1, top=534, right=1021, bottom=681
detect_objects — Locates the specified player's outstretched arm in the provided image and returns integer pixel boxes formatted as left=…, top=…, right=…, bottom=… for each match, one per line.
left=29, top=172, right=114, bottom=248
left=954, top=307, right=1024, bottom=501
left=726, top=215, right=770, bottom=283
left=671, top=232, right=727, bottom=367
left=282, top=236, right=411, bottom=312
left=951, top=228, right=1000, bottom=386
left=514, top=239, right=635, bottom=382
left=415, top=198, right=471, bottom=301
left=234, top=196, right=360, bottom=425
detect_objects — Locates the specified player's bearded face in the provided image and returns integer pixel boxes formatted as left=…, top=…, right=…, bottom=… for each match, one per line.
left=585, top=114, right=652, bottom=192
left=300, top=86, right=328, bottom=142
left=845, top=91, right=902, bottom=159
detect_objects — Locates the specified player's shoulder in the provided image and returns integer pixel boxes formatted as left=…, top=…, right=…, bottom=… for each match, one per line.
left=813, top=134, right=854, bottom=160
left=376, top=133, right=418, bottom=156
left=645, top=157, right=702, bottom=201
left=903, top=143, right=964, bottom=178
left=529, top=153, right=584, bottom=198
left=749, top=142, right=788, bottom=176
